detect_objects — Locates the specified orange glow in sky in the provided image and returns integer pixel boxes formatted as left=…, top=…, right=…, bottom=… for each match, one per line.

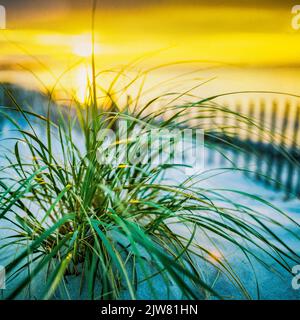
left=0, top=4, right=300, bottom=103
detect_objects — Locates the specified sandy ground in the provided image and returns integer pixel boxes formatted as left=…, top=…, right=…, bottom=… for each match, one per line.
left=0, top=119, right=300, bottom=299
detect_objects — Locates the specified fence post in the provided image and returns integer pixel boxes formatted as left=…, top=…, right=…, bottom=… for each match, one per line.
left=220, top=102, right=229, bottom=166
left=256, top=99, right=266, bottom=181
left=265, top=100, right=278, bottom=187
left=275, top=101, right=290, bottom=191
left=244, top=100, right=255, bottom=176
left=285, top=104, right=299, bottom=195
left=292, top=104, right=300, bottom=197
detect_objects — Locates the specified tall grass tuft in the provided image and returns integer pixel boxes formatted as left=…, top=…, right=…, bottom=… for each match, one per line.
left=0, top=67, right=299, bottom=299
left=0, top=0, right=299, bottom=297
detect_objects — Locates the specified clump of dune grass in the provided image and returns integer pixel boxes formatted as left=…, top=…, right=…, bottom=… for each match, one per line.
left=0, top=64, right=300, bottom=300
left=0, top=0, right=300, bottom=298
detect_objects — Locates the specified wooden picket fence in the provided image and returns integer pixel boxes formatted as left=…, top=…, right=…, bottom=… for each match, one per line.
left=206, top=97, right=300, bottom=198
left=1, top=85, right=300, bottom=197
